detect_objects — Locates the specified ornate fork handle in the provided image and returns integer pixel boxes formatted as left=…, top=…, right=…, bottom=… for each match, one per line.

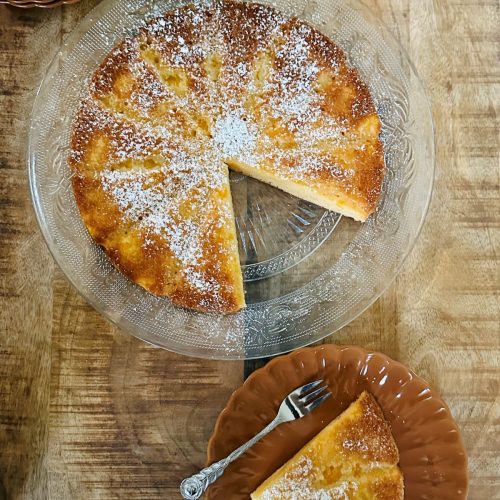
left=180, top=419, right=278, bottom=499
left=180, top=379, right=330, bottom=498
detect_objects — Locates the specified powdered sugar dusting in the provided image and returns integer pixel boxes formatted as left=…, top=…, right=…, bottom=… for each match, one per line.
left=259, top=456, right=358, bottom=500
left=98, top=151, right=229, bottom=294
left=343, top=438, right=369, bottom=453
left=213, top=109, right=257, bottom=162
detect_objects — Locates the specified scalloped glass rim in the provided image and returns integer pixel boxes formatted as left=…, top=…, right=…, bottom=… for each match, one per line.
left=29, top=0, right=434, bottom=359
left=240, top=203, right=342, bottom=282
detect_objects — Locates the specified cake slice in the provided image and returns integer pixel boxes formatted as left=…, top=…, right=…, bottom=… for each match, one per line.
left=251, top=391, right=404, bottom=500
left=70, top=101, right=244, bottom=313
left=226, top=15, right=384, bottom=222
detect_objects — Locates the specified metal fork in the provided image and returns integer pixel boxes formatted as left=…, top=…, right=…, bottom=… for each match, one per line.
left=180, top=379, right=331, bottom=499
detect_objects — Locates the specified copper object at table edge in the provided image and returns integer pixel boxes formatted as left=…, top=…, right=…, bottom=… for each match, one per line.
left=0, top=0, right=79, bottom=8
left=206, top=345, right=468, bottom=500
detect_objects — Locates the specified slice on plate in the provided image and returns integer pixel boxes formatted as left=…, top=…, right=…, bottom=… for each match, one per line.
left=251, top=391, right=404, bottom=500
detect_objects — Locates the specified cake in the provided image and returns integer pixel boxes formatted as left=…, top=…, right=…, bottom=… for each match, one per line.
left=251, top=391, right=404, bottom=499
left=69, top=0, right=385, bottom=313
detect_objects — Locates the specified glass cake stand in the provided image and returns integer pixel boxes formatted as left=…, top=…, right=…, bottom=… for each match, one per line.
left=29, top=0, right=434, bottom=359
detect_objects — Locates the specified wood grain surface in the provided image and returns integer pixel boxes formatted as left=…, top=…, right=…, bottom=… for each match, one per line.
left=0, top=1, right=498, bottom=499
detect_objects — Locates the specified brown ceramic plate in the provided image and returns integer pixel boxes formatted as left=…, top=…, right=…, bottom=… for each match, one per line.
left=206, top=345, right=467, bottom=499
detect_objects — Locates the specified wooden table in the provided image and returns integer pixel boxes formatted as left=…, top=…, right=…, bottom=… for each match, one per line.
left=0, top=1, right=498, bottom=498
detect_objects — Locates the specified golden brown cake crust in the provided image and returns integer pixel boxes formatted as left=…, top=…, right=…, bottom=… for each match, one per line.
left=70, top=0, right=384, bottom=312
left=251, top=391, right=404, bottom=500
left=338, top=391, right=400, bottom=465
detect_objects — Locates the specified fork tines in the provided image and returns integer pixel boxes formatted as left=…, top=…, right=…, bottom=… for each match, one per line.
left=297, top=379, right=331, bottom=410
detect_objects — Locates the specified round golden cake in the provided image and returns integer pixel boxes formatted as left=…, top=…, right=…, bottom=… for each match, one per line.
left=69, top=0, right=385, bottom=313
